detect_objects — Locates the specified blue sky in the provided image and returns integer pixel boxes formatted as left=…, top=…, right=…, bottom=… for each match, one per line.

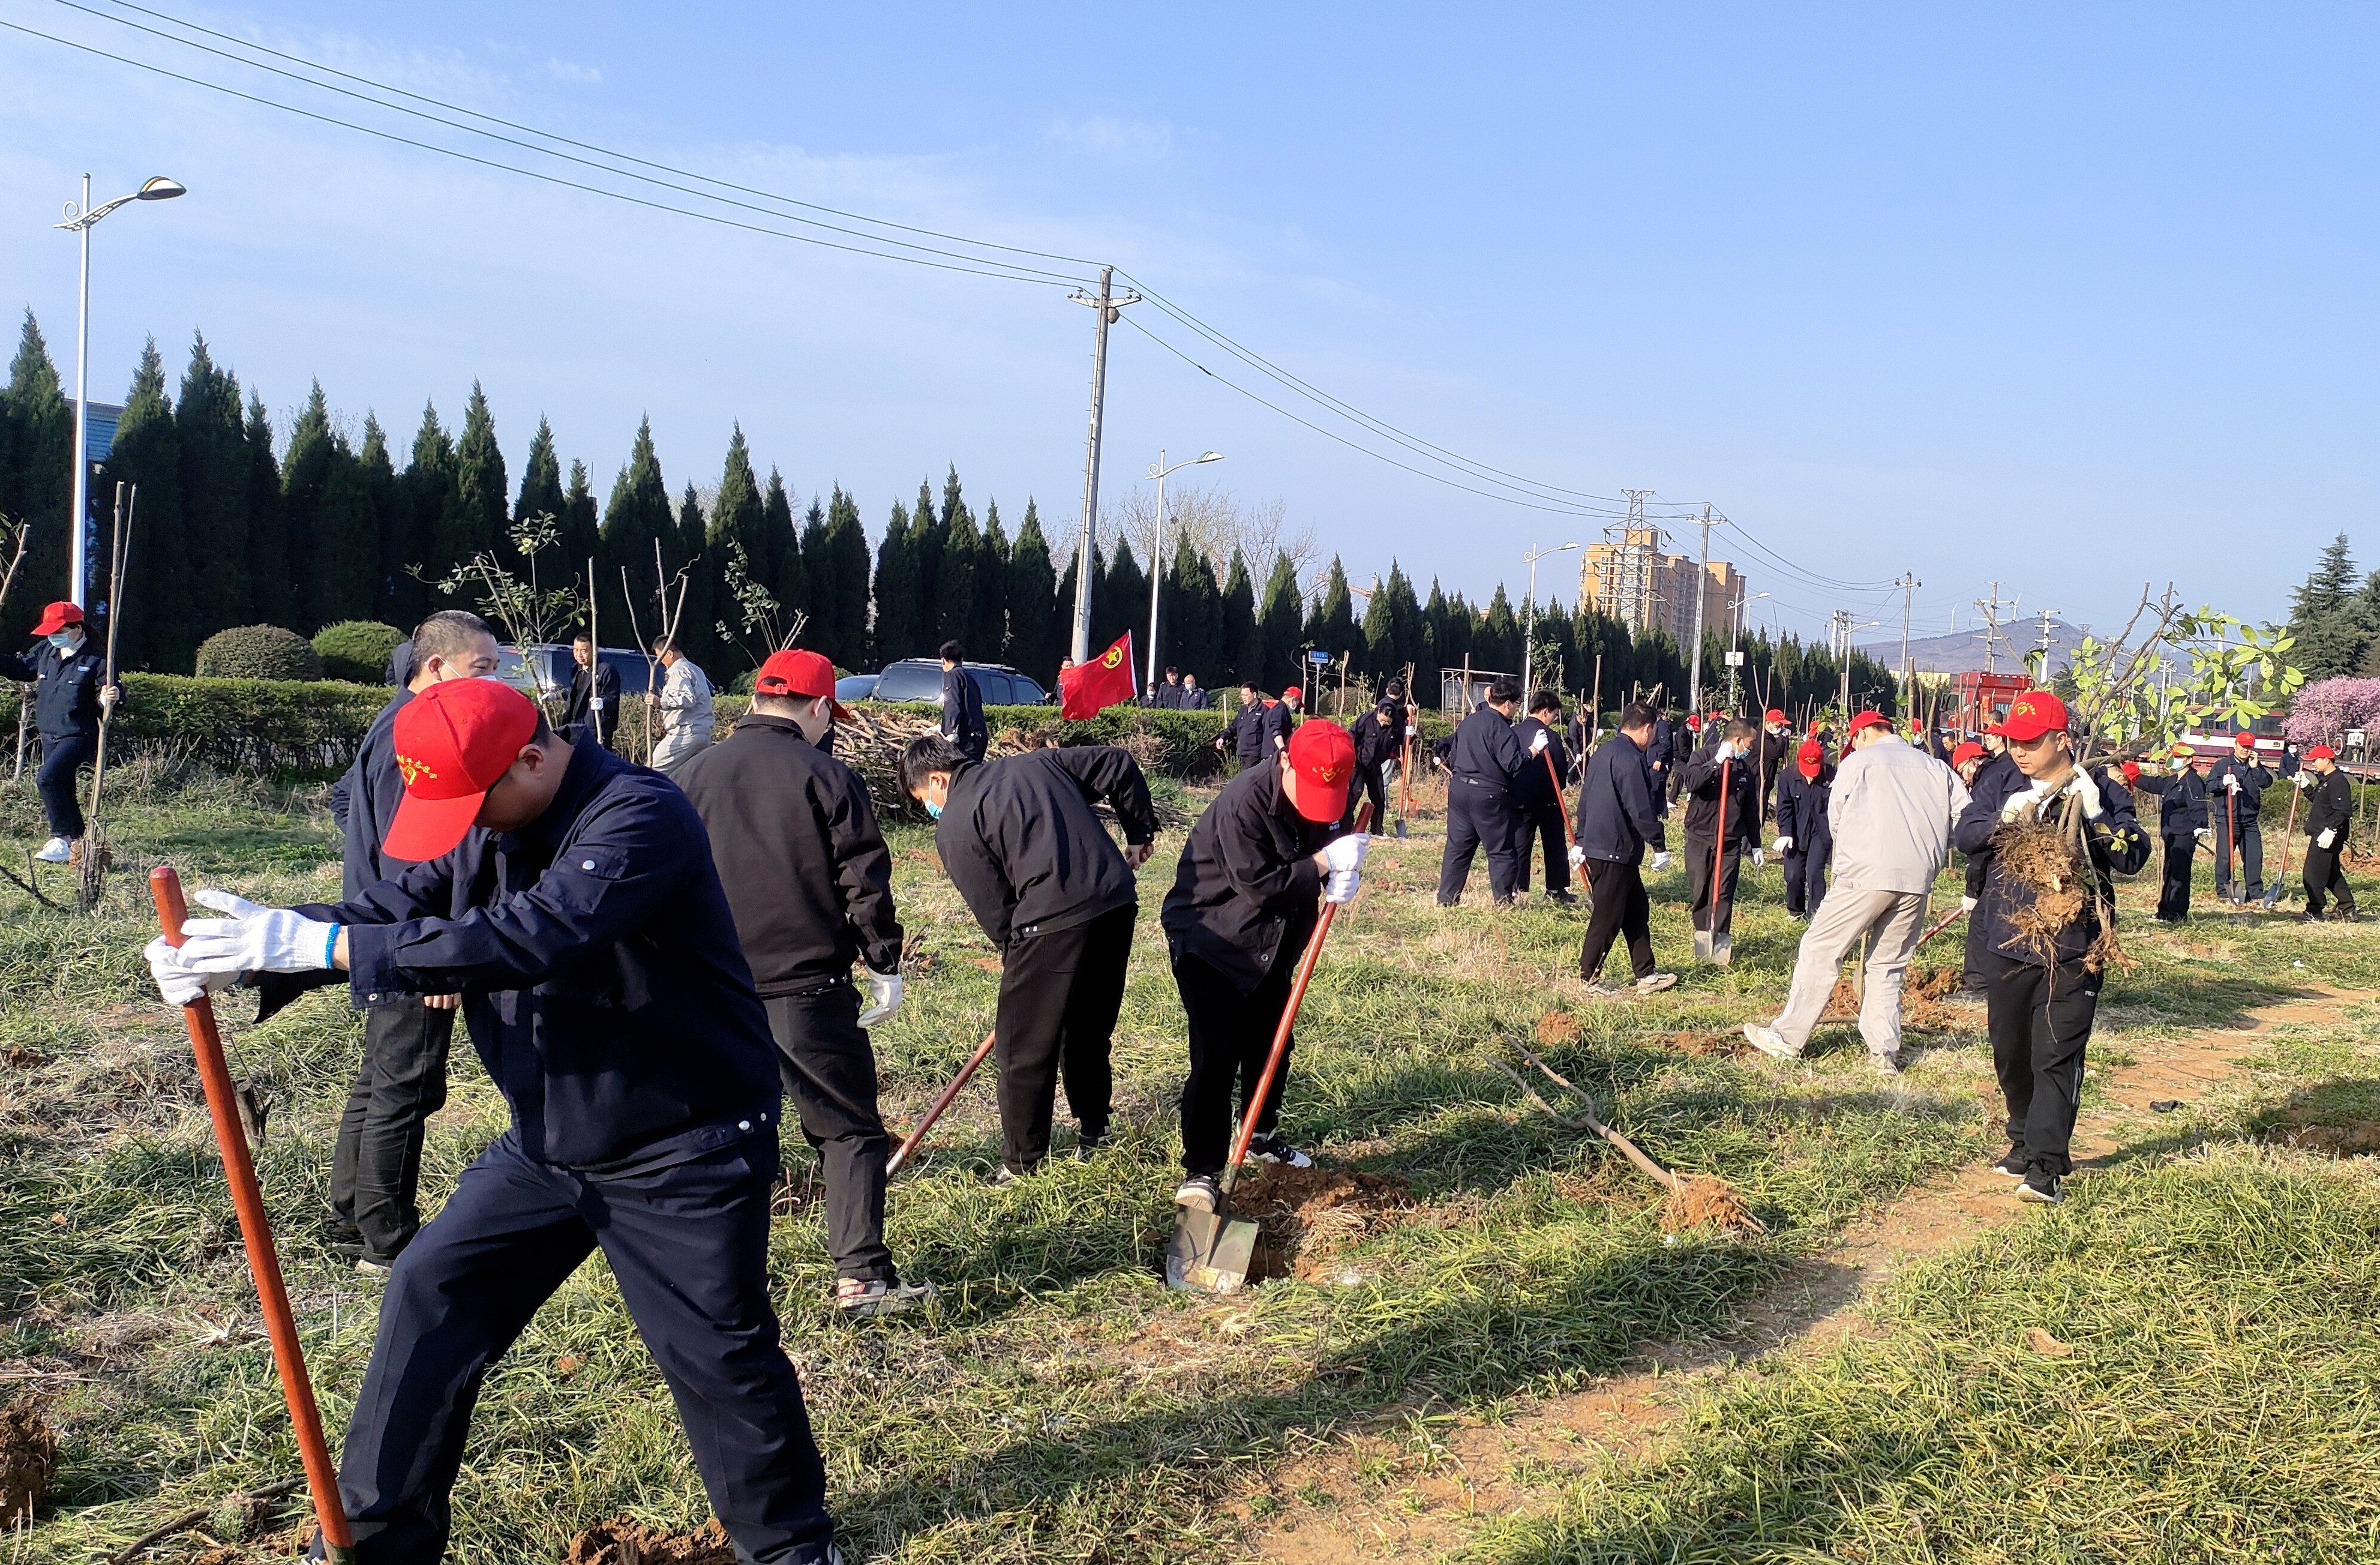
left=2, top=1, right=2373, bottom=647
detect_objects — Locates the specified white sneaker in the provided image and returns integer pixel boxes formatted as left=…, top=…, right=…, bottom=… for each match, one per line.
left=33, top=837, right=70, bottom=865
left=1742, top=1022, right=1801, bottom=1059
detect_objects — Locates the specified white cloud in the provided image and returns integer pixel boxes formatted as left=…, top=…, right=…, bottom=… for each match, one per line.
left=1043, top=115, right=1172, bottom=166
left=546, top=58, right=602, bottom=85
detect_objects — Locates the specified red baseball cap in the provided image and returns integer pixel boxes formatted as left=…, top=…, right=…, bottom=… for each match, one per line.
left=1847, top=709, right=1890, bottom=736
left=753, top=648, right=852, bottom=719
left=2121, top=760, right=2142, bottom=784
left=1988, top=690, right=2067, bottom=742
left=384, top=679, right=542, bottom=861
left=1280, top=685, right=1302, bottom=701
left=1796, top=738, right=1824, bottom=778
left=1765, top=708, right=1786, bottom=724
left=1284, top=719, right=1355, bottom=823
left=2309, top=745, right=2337, bottom=760
left=1950, top=740, right=1984, bottom=770
left=31, top=601, right=82, bottom=635
left=2232, top=731, right=2257, bottom=748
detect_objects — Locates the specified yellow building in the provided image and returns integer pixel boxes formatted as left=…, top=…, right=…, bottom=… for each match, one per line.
left=1578, top=526, right=1743, bottom=647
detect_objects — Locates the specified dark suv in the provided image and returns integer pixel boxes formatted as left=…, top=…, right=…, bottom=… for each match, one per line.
left=836, top=658, right=1049, bottom=706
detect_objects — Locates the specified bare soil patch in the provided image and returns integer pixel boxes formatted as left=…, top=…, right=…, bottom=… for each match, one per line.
left=0, top=1397, right=57, bottom=1525
left=1233, top=1165, right=1415, bottom=1283
left=562, top=1517, right=737, bottom=1564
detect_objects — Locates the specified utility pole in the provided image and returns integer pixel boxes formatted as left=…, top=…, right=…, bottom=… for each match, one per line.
left=1973, top=581, right=2015, bottom=676
left=2030, top=607, right=2063, bottom=680
left=1685, top=505, right=1713, bottom=718
left=1896, top=571, right=1920, bottom=719
left=1067, top=266, right=1138, bottom=665
left=1833, top=608, right=1854, bottom=715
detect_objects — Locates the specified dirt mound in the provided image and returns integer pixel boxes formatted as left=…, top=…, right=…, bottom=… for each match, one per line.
left=1660, top=1174, right=1765, bottom=1237
left=1535, top=1011, right=1581, bottom=1046
left=2268, top=1120, right=2380, bottom=1156
left=0, top=1398, right=56, bottom=1525
left=1230, top=1165, right=1413, bottom=1282
left=563, top=1518, right=737, bottom=1564
left=1665, top=1030, right=1740, bottom=1057
left=1909, top=967, right=1964, bottom=1000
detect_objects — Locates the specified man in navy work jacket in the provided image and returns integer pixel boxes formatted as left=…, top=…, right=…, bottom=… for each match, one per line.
left=938, top=638, right=988, bottom=761
left=1772, top=736, right=1835, bottom=920
left=1677, top=716, right=1762, bottom=949
left=1438, top=675, right=1530, bottom=907
left=1514, top=690, right=1577, bottom=905
left=322, top=608, right=498, bottom=1269
left=1953, top=689, right=2150, bottom=1207
left=1, top=599, right=122, bottom=864
left=1215, top=680, right=1271, bottom=770
left=676, top=647, right=929, bottom=1317
left=145, top=677, right=842, bottom=1565
left=1164, top=720, right=1367, bottom=1210
left=2207, top=731, right=2271, bottom=903
left=2131, top=742, right=2210, bottom=923
left=901, top=733, right=1159, bottom=1174
left=1569, top=702, right=1677, bottom=996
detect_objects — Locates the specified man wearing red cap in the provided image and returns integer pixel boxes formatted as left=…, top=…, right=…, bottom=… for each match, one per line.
left=676, top=649, right=930, bottom=1317
left=2207, top=731, right=2273, bottom=904
left=1952, top=689, right=2150, bottom=1204
left=1163, top=719, right=1368, bottom=1210
left=145, top=677, right=843, bottom=1564
left=2297, top=745, right=2359, bottom=920
left=1771, top=736, right=1835, bottom=919
left=1754, top=707, right=1793, bottom=823
left=1266, top=683, right=1304, bottom=755
left=1, top=600, right=121, bottom=864
left=2131, top=742, right=2211, bottom=923
left=900, top=730, right=1158, bottom=1176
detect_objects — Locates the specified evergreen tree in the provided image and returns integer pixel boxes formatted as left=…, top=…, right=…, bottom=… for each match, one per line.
left=356, top=414, right=400, bottom=629
left=911, top=476, right=944, bottom=641
left=1005, top=499, right=1058, bottom=685
left=243, top=392, right=292, bottom=628
left=674, top=484, right=715, bottom=667
left=763, top=469, right=806, bottom=647
left=1364, top=560, right=1425, bottom=690
left=1097, top=539, right=1145, bottom=665
left=799, top=493, right=838, bottom=662
left=100, top=337, right=189, bottom=670
left=871, top=500, right=922, bottom=664
left=280, top=382, right=334, bottom=629
left=1218, top=546, right=1259, bottom=690
left=938, top=493, right=980, bottom=650
left=599, top=417, right=670, bottom=649
left=1303, top=556, right=1357, bottom=673
left=1476, top=583, right=1520, bottom=673
left=705, top=431, right=767, bottom=675
left=311, top=432, right=380, bottom=629
left=973, top=498, right=1011, bottom=660
left=439, top=382, right=506, bottom=600
left=1054, top=548, right=1079, bottom=670
left=0, top=314, right=70, bottom=643
left=175, top=335, right=251, bottom=638
left=559, top=458, right=601, bottom=620
left=2287, top=533, right=2370, bottom=680
left=1437, top=589, right=1475, bottom=674
left=386, top=402, right=452, bottom=631
left=513, top=415, right=568, bottom=590
left=822, top=486, right=871, bottom=670
left=1166, top=543, right=1222, bottom=685
left=1257, top=550, right=1305, bottom=692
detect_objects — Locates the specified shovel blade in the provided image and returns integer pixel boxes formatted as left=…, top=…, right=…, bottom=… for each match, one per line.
left=1712, top=928, right=1734, bottom=966
left=1394, top=819, right=1408, bottom=839
left=1692, top=927, right=1714, bottom=963
left=1165, top=1206, right=1258, bottom=1293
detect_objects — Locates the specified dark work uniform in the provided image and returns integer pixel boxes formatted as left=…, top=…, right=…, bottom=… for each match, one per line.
left=1677, top=740, right=1759, bottom=942
left=1566, top=715, right=1594, bottom=780
left=564, top=656, right=622, bottom=749
left=1772, top=761, right=1835, bottom=919
left=2207, top=754, right=2271, bottom=901
left=1162, top=761, right=1343, bottom=1175
left=1753, top=725, right=1793, bottom=823
left=0, top=634, right=116, bottom=841
left=1261, top=698, right=1299, bottom=756
left=1644, top=716, right=1676, bottom=802
left=934, top=746, right=1157, bottom=1171
left=1513, top=716, right=1574, bottom=897
left=1346, top=701, right=1402, bottom=833
left=1439, top=704, right=1529, bottom=905
left=2132, top=766, right=2208, bottom=922
left=324, top=685, right=463, bottom=1265
left=1955, top=764, right=2151, bottom=1182
left=1572, top=729, right=1667, bottom=984
left=940, top=664, right=988, bottom=761
left=2301, top=769, right=2358, bottom=918
left=1219, top=700, right=1270, bottom=769
left=1959, top=751, right=2020, bottom=987
left=676, top=713, right=907, bottom=1284
left=275, top=739, right=833, bottom=1565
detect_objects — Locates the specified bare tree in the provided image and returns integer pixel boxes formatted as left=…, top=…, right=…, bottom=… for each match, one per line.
left=1100, top=482, right=1315, bottom=575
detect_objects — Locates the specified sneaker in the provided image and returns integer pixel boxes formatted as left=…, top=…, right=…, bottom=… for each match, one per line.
left=1174, top=1175, right=1220, bottom=1212
left=1991, top=1148, right=2030, bottom=1180
left=1247, top=1135, right=1313, bottom=1169
left=1742, top=1023, right=1801, bottom=1060
left=1635, top=972, right=1679, bottom=994
left=354, top=1256, right=391, bottom=1277
left=1871, top=1051, right=1904, bottom=1076
left=1545, top=889, right=1578, bottom=907
left=32, top=837, right=69, bottom=865
left=835, top=1277, right=935, bottom=1317
left=991, top=1165, right=1026, bottom=1188
left=2016, top=1173, right=2064, bottom=1205
left=1580, top=981, right=1625, bottom=999
left=1075, top=1128, right=1108, bottom=1162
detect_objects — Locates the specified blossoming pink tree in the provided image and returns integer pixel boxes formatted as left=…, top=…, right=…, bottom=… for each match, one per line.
left=2284, top=676, right=2380, bottom=747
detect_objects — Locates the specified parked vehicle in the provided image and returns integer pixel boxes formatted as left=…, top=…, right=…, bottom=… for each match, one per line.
left=840, top=658, right=1049, bottom=706
left=497, top=643, right=656, bottom=704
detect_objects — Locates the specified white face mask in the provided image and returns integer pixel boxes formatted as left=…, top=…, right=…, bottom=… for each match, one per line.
left=46, top=628, right=80, bottom=650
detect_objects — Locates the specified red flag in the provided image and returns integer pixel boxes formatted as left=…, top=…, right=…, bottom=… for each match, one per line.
left=1058, top=631, right=1137, bottom=719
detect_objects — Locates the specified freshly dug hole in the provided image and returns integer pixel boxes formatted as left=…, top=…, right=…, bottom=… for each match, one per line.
left=1230, top=1165, right=1413, bottom=1282
left=2267, top=1119, right=2380, bottom=1156
left=563, top=1517, right=737, bottom=1564
left=0, top=1398, right=57, bottom=1525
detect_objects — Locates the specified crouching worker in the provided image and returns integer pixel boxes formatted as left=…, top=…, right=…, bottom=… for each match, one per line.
left=1953, top=690, right=2150, bottom=1206
left=1164, top=721, right=1367, bottom=1212
left=143, top=677, right=842, bottom=1564
left=677, top=648, right=931, bottom=1317
left=900, top=733, right=1158, bottom=1176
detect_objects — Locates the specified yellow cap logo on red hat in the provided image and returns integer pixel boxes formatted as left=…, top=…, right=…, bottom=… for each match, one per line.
left=2011, top=695, right=2038, bottom=721
left=395, top=754, right=439, bottom=787
left=1315, top=762, right=1343, bottom=782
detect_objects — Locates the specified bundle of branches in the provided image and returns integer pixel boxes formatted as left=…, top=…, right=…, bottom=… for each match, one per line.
left=833, top=706, right=1189, bottom=831
left=1991, top=795, right=2130, bottom=973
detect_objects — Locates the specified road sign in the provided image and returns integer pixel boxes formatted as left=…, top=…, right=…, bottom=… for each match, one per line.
left=1307, top=649, right=1331, bottom=665
left=1724, top=650, right=1745, bottom=667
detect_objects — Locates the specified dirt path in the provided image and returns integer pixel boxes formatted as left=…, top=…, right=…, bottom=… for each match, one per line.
left=1233, top=987, right=2355, bottom=1565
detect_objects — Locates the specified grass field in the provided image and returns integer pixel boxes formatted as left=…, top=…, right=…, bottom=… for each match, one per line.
left=5, top=755, right=2379, bottom=1563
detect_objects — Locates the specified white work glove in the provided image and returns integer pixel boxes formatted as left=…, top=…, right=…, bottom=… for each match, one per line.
left=1529, top=729, right=1550, bottom=754
left=2061, top=769, right=2104, bottom=821
left=2222, top=774, right=2241, bottom=793
left=1325, top=868, right=1361, bottom=904
left=1567, top=844, right=1585, bottom=868
left=1774, top=836, right=1792, bottom=853
left=2000, top=779, right=2054, bottom=822
left=145, top=935, right=238, bottom=1007
left=1752, top=848, right=1766, bottom=867
left=1961, top=895, right=1978, bottom=913
left=1652, top=850, right=1672, bottom=872
left=2319, top=828, right=2339, bottom=850
left=176, top=889, right=340, bottom=979
left=857, top=969, right=903, bottom=1027
left=2195, top=827, right=2214, bottom=849
left=1322, top=834, right=1369, bottom=874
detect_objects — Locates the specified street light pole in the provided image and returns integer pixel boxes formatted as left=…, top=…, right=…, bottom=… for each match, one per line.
left=1520, top=541, right=1578, bottom=695
left=1142, top=449, right=1222, bottom=694
left=1066, top=266, right=1139, bottom=665
left=53, top=174, right=183, bottom=607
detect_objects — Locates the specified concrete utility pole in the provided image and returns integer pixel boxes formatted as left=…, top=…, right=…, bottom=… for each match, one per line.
left=1067, top=266, right=1138, bottom=665
left=1896, top=571, right=1920, bottom=715
left=2030, top=607, right=2063, bottom=679
left=1973, top=581, right=2015, bottom=676
left=1834, top=609, right=1854, bottom=715
left=1685, top=505, right=1713, bottom=718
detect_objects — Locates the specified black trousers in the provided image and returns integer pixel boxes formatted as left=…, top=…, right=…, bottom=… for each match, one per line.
left=2157, top=834, right=2195, bottom=921
left=993, top=904, right=1132, bottom=1171
left=1512, top=797, right=1572, bottom=895
left=1439, top=778, right=1524, bottom=904
left=1963, top=900, right=1989, bottom=991
left=1577, top=858, right=1656, bottom=984
left=325, top=1128, right=834, bottom=1565
left=1174, top=947, right=1299, bottom=1176
left=2214, top=814, right=2264, bottom=901
left=1344, top=759, right=1389, bottom=832
left=2304, top=841, right=2357, bottom=916
left=1686, top=833, right=1744, bottom=938
left=35, top=731, right=94, bottom=840
left=763, top=984, right=894, bottom=1284
left=1982, top=951, right=2102, bottom=1179
left=1782, top=839, right=1829, bottom=919
left=331, top=1000, right=457, bottom=1263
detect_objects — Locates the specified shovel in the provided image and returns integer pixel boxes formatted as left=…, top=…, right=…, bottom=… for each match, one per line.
left=884, top=1026, right=998, bottom=1177
left=2265, top=778, right=2300, bottom=910
left=152, top=869, right=356, bottom=1563
left=1168, top=803, right=1370, bottom=1293
left=1695, top=758, right=1734, bottom=965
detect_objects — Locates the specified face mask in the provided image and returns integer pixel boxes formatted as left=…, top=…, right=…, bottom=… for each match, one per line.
left=925, top=799, right=943, bottom=820
left=46, top=629, right=79, bottom=650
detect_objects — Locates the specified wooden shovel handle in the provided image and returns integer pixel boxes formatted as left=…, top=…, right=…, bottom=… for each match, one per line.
left=151, top=868, right=354, bottom=1558
left=886, top=1026, right=998, bottom=1176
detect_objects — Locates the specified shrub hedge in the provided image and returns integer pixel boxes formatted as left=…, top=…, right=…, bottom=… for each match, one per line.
left=196, top=623, right=322, bottom=681
left=312, top=620, right=404, bottom=683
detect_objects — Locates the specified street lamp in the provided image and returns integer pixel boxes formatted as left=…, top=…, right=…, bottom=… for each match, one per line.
left=1520, top=541, right=1579, bottom=695
left=1727, top=589, right=1770, bottom=708
left=1140, top=449, right=1222, bottom=694
left=55, top=174, right=184, bottom=607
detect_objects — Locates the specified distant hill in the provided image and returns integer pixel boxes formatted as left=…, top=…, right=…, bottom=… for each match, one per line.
left=1856, top=618, right=2094, bottom=677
